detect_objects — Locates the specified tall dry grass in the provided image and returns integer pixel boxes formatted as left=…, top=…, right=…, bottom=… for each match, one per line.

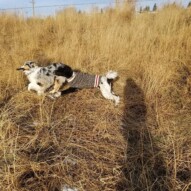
left=0, top=3, right=191, bottom=191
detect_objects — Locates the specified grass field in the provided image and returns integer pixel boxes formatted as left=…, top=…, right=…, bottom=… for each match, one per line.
left=0, top=3, right=191, bottom=191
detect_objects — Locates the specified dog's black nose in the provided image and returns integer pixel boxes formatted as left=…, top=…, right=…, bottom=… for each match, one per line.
left=16, top=67, right=24, bottom=71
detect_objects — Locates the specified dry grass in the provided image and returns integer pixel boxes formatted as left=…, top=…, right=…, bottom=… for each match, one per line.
left=0, top=3, right=191, bottom=191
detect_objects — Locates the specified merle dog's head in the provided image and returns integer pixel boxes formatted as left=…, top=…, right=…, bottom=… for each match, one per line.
left=17, top=61, right=38, bottom=71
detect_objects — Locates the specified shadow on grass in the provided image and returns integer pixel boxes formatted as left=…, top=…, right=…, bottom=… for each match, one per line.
left=117, top=78, right=168, bottom=191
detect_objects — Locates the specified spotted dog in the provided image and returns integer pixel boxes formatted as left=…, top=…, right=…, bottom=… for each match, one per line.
left=17, top=61, right=67, bottom=96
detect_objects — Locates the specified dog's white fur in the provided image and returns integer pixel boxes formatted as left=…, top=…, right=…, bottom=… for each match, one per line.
left=17, top=61, right=66, bottom=96
left=26, top=67, right=54, bottom=95
left=99, top=71, right=120, bottom=105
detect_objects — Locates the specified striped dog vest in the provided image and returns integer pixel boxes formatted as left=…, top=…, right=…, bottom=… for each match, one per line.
left=68, top=72, right=100, bottom=88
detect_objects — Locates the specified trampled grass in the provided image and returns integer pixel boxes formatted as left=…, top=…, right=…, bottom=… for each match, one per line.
left=0, top=3, right=191, bottom=191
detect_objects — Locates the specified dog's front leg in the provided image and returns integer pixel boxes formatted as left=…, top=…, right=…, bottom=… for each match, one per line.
left=49, top=77, right=65, bottom=94
left=49, top=79, right=61, bottom=94
left=28, top=83, right=35, bottom=92
left=28, top=83, right=45, bottom=96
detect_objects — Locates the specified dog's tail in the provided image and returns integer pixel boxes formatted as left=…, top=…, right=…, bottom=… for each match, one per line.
left=105, top=71, right=118, bottom=80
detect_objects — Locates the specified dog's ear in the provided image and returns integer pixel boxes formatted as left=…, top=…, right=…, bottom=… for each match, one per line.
left=54, top=65, right=73, bottom=78
left=25, top=61, right=38, bottom=68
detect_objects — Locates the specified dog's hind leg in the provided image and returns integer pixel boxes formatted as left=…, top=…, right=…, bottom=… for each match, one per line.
left=99, top=77, right=120, bottom=105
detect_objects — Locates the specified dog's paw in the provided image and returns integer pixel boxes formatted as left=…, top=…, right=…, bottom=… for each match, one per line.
left=49, top=90, right=55, bottom=94
left=47, top=92, right=61, bottom=100
left=37, top=91, right=45, bottom=96
left=47, top=94, right=56, bottom=100
left=53, top=92, right=61, bottom=98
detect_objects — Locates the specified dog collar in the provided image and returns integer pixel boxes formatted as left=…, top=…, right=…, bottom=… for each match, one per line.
left=94, top=75, right=100, bottom=87
left=67, top=72, right=76, bottom=83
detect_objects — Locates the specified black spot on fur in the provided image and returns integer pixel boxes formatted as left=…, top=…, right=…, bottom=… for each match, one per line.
left=107, top=79, right=113, bottom=84
left=40, top=68, right=47, bottom=74
left=107, top=79, right=113, bottom=89
left=54, top=65, right=73, bottom=78
left=37, top=82, right=43, bottom=86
